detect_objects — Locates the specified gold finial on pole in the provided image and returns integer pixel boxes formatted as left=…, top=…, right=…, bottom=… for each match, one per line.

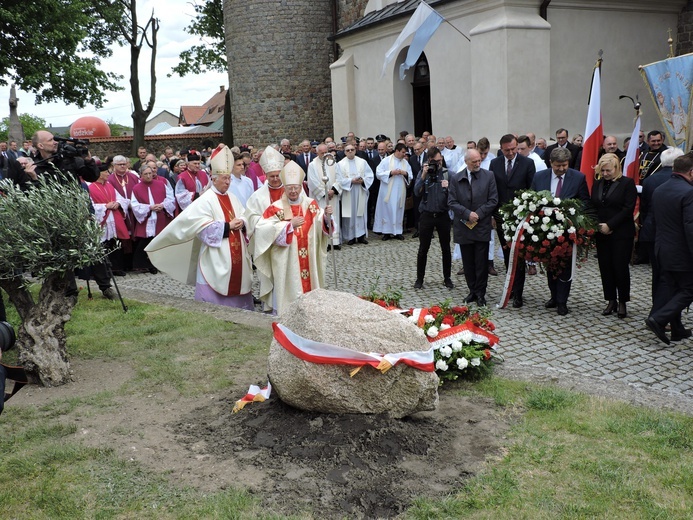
left=667, top=28, right=674, bottom=58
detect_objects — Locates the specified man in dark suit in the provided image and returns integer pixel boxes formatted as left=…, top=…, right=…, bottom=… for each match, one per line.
left=490, top=134, right=536, bottom=307
left=543, top=128, right=580, bottom=169
left=645, top=153, right=693, bottom=345
left=295, top=140, right=317, bottom=173
left=408, top=141, right=428, bottom=237
left=449, top=149, right=498, bottom=307
left=531, top=147, right=591, bottom=315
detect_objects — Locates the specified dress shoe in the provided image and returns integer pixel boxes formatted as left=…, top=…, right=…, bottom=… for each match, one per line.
left=545, top=298, right=557, bottom=309
left=394, top=234, right=405, bottom=240
left=671, top=328, right=692, bottom=342
left=357, top=236, right=368, bottom=245
left=602, top=300, right=617, bottom=316
left=617, top=302, right=627, bottom=319
left=333, top=244, right=342, bottom=250
left=512, top=296, right=523, bottom=308
left=527, top=264, right=537, bottom=275
left=347, top=238, right=356, bottom=245
left=382, top=234, right=391, bottom=241
left=414, top=280, right=423, bottom=289
left=148, top=267, right=159, bottom=274
left=412, top=231, right=419, bottom=238
left=477, top=297, right=487, bottom=307
left=464, top=293, right=477, bottom=303
left=457, top=268, right=464, bottom=275
left=645, top=317, right=670, bottom=345
left=488, top=262, right=498, bottom=276
left=557, top=303, right=569, bottom=316
left=444, top=278, right=454, bottom=289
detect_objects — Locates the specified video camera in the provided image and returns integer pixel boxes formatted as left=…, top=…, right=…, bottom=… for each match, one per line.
left=54, top=137, right=90, bottom=161
left=427, top=159, right=440, bottom=183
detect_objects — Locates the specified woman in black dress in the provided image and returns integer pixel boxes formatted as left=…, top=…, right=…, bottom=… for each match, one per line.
left=592, top=153, right=637, bottom=318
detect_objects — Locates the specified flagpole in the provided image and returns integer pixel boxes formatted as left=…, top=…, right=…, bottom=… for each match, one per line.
left=443, top=19, right=471, bottom=42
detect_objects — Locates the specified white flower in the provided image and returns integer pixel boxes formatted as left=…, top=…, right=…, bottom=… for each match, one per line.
left=504, top=235, right=512, bottom=242
left=567, top=226, right=576, bottom=234
left=542, top=216, right=551, bottom=225
left=521, top=192, right=530, bottom=200
left=531, top=235, right=539, bottom=242
left=551, top=225, right=560, bottom=233
left=547, top=232, right=555, bottom=240
left=520, top=235, right=525, bottom=241
left=522, top=221, right=530, bottom=230
left=407, top=315, right=418, bottom=323
left=424, top=314, right=435, bottom=323
left=526, top=226, right=534, bottom=234
left=440, top=345, right=453, bottom=358
left=531, top=216, right=539, bottom=224
left=544, top=207, right=553, bottom=216
left=555, top=211, right=564, bottom=221
left=436, top=360, right=449, bottom=371
left=541, top=224, right=549, bottom=232
left=457, top=357, right=469, bottom=369
left=517, top=205, right=525, bottom=213
left=528, top=203, right=537, bottom=212
left=553, top=197, right=561, bottom=205
left=459, top=330, right=473, bottom=344
left=451, top=340, right=463, bottom=352
left=427, top=326, right=439, bottom=338
left=569, top=207, right=576, bottom=215
left=471, top=357, right=481, bottom=367
left=540, top=198, right=548, bottom=205
left=440, top=323, right=451, bottom=330
left=513, top=209, right=521, bottom=217
left=514, top=197, right=521, bottom=205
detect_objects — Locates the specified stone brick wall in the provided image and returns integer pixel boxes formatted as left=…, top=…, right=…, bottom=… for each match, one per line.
left=224, top=0, right=335, bottom=146
left=336, top=0, right=370, bottom=32
left=85, top=134, right=223, bottom=161
left=677, top=0, right=693, bottom=55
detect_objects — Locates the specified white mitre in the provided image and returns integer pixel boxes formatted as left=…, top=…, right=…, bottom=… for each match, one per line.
left=280, top=160, right=305, bottom=186
left=259, top=145, right=284, bottom=174
left=209, top=144, right=233, bottom=175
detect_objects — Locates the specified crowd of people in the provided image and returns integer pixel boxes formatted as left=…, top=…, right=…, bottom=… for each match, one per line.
left=2, top=127, right=693, bottom=342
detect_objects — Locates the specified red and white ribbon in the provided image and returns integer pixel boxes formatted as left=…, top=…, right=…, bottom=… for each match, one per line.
left=272, top=322, right=435, bottom=373
left=426, top=321, right=499, bottom=350
left=233, top=382, right=272, bottom=413
left=498, top=214, right=530, bottom=308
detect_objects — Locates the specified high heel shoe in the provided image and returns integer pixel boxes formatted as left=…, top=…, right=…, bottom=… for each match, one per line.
left=602, top=300, right=617, bottom=316
left=617, top=301, right=627, bottom=319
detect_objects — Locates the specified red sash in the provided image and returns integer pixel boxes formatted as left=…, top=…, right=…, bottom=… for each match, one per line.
left=216, top=193, right=243, bottom=296
left=88, top=181, right=130, bottom=239
left=132, top=181, right=172, bottom=237
left=179, top=169, right=210, bottom=196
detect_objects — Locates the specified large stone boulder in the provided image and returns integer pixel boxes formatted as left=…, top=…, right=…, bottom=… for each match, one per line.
left=267, top=289, right=438, bottom=418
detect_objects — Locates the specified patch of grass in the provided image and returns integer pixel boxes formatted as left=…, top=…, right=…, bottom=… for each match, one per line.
left=407, top=379, right=693, bottom=519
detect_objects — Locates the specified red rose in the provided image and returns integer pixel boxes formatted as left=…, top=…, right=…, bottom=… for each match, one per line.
left=430, top=306, right=443, bottom=315
left=557, top=235, right=565, bottom=243
left=442, top=315, right=455, bottom=326
left=452, top=306, right=468, bottom=314
left=539, top=247, right=546, bottom=253
left=527, top=246, right=534, bottom=252
left=542, top=239, right=550, bottom=247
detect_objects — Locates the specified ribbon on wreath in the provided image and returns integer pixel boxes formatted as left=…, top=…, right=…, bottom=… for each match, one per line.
left=272, top=322, right=435, bottom=375
left=233, top=382, right=272, bottom=413
left=498, top=214, right=531, bottom=308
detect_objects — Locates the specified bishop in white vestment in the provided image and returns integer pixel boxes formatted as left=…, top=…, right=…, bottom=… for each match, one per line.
left=374, top=143, right=412, bottom=238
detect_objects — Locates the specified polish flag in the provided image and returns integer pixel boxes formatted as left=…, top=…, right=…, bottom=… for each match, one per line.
left=579, top=64, right=603, bottom=194
left=623, top=115, right=641, bottom=184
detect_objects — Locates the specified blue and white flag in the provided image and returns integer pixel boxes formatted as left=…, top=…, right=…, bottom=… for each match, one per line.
left=381, top=1, right=444, bottom=80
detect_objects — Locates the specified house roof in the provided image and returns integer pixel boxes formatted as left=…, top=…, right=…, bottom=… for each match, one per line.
left=334, top=0, right=456, bottom=39
left=179, top=106, right=207, bottom=126
left=146, top=122, right=174, bottom=135
left=196, top=88, right=227, bottom=125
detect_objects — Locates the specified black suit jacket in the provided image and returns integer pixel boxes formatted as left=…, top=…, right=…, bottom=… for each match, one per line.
left=544, top=142, right=579, bottom=168
left=409, top=151, right=427, bottom=181
left=531, top=167, right=591, bottom=207
left=652, top=174, right=693, bottom=272
left=640, top=167, right=672, bottom=242
left=489, top=153, right=536, bottom=207
left=295, top=152, right=316, bottom=173
left=591, top=176, right=637, bottom=239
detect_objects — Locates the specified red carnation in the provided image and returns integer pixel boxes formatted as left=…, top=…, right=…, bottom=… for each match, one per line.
left=557, top=235, right=565, bottom=243
left=452, top=306, right=468, bottom=314
left=483, top=349, right=491, bottom=360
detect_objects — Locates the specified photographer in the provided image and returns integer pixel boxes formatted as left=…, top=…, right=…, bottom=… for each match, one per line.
left=30, top=130, right=99, bottom=186
left=413, top=147, right=453, bottom=290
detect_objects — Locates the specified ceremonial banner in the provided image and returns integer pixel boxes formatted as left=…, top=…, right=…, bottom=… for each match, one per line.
left=382, top=1, right=444, bottom=80
left=640, top=53, right=693, bottom=151
left=623, top=115, right=642, bottom=183
left=579, top=63, right=602, bottom=194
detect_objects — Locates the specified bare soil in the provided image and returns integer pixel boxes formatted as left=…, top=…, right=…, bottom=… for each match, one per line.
left=13, top=358, right=516, bottom=519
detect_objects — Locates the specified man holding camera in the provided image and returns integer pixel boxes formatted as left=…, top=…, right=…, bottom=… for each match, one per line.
left=414, top=147, right=453, bottom=290
left=31, top=130, right=99, bottom=185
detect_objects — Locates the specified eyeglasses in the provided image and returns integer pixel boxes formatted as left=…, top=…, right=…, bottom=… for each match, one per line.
left=345, top=148, right=355, bottom=152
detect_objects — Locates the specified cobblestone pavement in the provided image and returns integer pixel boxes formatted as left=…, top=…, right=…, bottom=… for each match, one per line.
left=115, top=232, right=693, bottom=415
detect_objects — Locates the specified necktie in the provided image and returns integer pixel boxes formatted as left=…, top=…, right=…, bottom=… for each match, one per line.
left=305, top=154, right=309, bottom=165
left=506, top=159, right=512, bottom=176
left=556, top=176, right=563, bottom=197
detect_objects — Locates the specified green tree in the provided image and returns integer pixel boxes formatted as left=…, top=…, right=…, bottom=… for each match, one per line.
left=106, top=118, right=132, bottom=137
left=0, top=0, right=125, bottom=108
left=170, top=0, right=226, bottom=77
left=0, top=114, right=47, bottom=142
left=0, top=178, right=106, bottom=386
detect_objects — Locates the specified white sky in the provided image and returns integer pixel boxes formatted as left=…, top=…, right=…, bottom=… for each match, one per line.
left=0, top=0, right=228, bottom=129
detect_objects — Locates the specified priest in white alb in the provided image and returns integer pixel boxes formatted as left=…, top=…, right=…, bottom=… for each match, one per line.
left=374, top=143, right=412, bottom=240
left=307, top=143, right=341, bottom=249
left=253, top=161, right=334, bottom=314
left=145, top=146, right=254, bottom=310
left=336, top=143, right=373, bottom=245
